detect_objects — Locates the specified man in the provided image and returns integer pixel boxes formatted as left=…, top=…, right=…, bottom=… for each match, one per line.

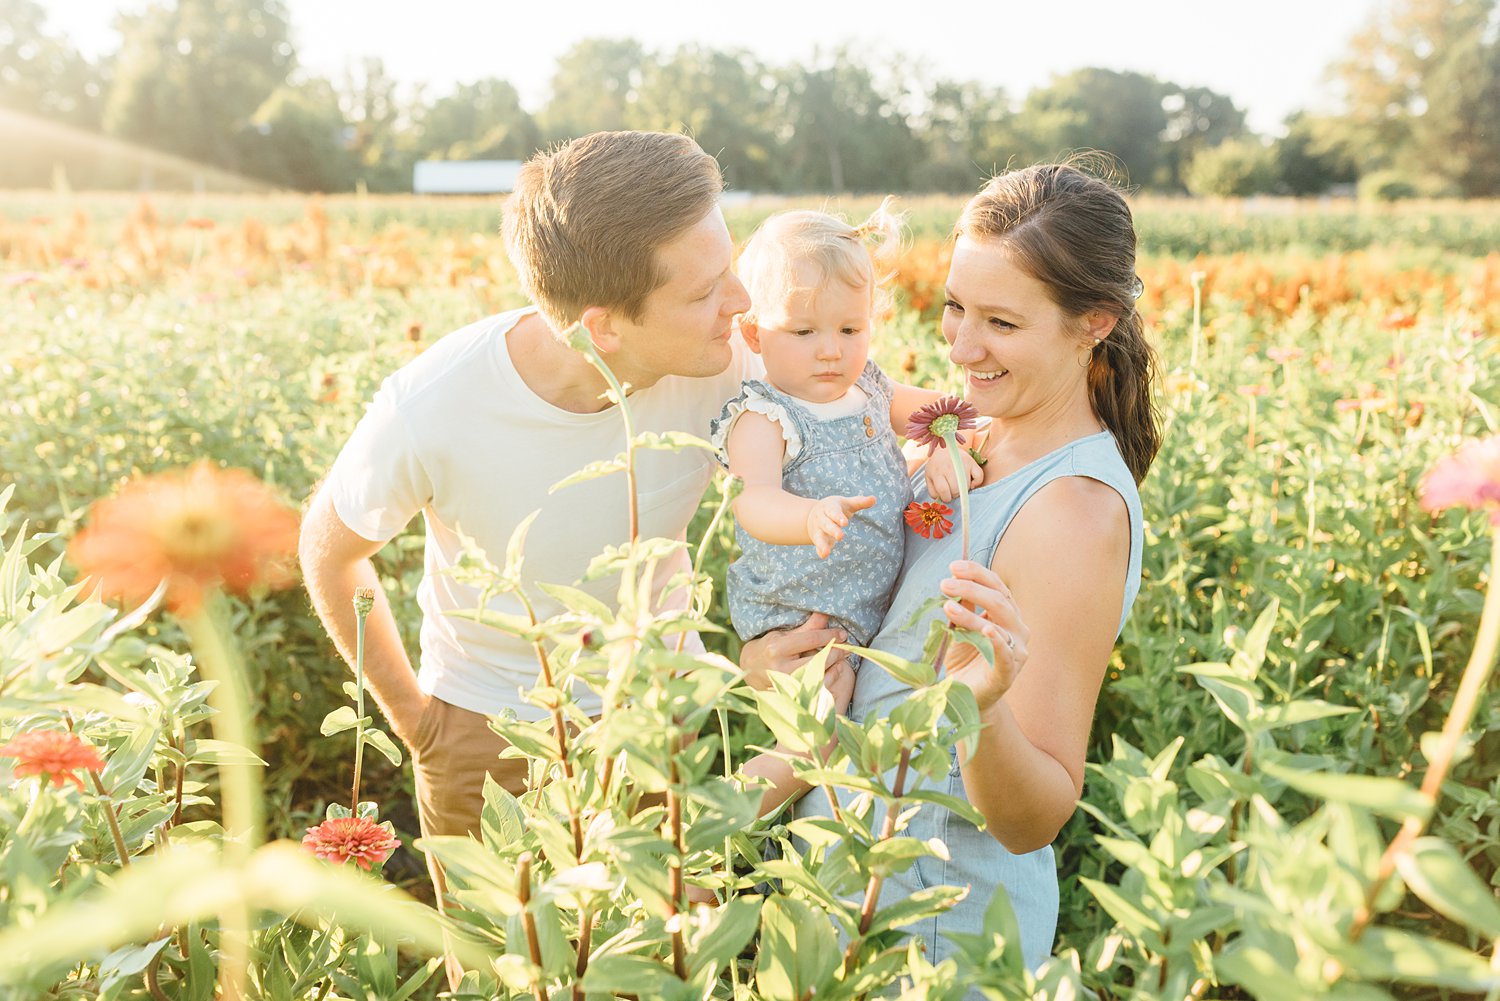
left=297, top=131, right=840, bottom=953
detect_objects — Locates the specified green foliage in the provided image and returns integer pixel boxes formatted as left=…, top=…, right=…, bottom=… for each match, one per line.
left=1182, top=137, right=1279, bottom=198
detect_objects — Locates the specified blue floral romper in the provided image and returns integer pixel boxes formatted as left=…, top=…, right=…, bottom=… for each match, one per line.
left=710, top=360, right=912, bottom=647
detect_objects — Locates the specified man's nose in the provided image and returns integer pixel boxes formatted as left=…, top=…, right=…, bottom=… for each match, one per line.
left=725, top=274, right=751, bottom=315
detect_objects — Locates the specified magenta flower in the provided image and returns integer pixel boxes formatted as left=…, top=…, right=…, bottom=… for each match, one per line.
left=1420, top=437, right=1500, bottom=525
left=906, top=397, right=979, bottom=449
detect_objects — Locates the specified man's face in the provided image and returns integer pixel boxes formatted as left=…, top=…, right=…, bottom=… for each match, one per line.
left=607, top=207, right=751, bottom=389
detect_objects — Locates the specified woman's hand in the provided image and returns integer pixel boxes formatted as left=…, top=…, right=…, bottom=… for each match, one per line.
left=938, top=560, right=1030, bottom=713
left=806, top=495, right=876, bottom=558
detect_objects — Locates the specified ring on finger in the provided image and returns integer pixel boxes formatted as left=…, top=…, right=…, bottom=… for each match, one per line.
left=1003, top=631, right=1015, bottom=653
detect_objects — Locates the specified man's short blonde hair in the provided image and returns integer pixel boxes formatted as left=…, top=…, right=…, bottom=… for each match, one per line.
left=502, top=131, right=724, bottom=334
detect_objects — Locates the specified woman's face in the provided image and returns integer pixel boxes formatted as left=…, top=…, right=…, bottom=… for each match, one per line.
left=941, top=235, right=1096, bottom=421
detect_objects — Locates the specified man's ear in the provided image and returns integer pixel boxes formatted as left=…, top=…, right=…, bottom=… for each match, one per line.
left=580, top=306, right=619, bottom=353
left=739, top=317, right=763, bottom=353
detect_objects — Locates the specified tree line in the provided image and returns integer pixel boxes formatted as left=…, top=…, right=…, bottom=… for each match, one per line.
left=3, top=0, right=1497, bottom=196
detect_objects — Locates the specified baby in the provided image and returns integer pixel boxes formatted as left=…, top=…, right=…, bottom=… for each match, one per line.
left=711, top=202, right=980, bottom=656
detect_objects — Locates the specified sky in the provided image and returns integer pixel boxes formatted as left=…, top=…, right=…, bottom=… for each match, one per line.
left=41, top=0, right=1382, bottom=135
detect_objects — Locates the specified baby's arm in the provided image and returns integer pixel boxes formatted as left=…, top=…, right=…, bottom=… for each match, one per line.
left=887, top=383, right=986, bottom=502
left=727, top=411, right=876, bottom=559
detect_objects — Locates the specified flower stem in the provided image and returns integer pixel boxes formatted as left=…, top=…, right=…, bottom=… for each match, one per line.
left=351, top=594, right=369, bottom=811
left=569, top=327, right=639, bottom=544
left=842, top=746, right=911, bottom=982
left=89, top=771, right=132, bottom=868
left=180, top=595, right=262, bottom=1001
left=1350, top=527, right=1500, bottom=941
left=942, top=433, right=971, bottom=562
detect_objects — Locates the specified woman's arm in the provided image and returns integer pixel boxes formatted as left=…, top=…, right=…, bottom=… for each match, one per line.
left=727, top=411, right=875, bottom=557
left=936, top=476, right=1131, bottom=853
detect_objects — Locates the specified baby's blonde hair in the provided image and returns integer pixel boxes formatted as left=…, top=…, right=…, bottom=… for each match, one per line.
left=738, top=197, right=904, bottom=325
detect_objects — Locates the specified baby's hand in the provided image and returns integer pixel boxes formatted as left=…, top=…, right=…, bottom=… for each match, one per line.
left=924, top=436, right=985, bottom=503
left=807, top=495, right=876, bottom=558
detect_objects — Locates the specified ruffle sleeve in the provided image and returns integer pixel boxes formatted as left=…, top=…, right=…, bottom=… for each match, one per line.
left=709, top=382, right=804, bottom=469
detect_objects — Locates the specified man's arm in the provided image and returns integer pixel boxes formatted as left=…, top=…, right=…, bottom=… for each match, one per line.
left=298, top=487, right=428, bottom=748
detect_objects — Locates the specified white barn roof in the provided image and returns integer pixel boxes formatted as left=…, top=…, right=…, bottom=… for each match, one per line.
left=413, top=160, right=522, bottom=194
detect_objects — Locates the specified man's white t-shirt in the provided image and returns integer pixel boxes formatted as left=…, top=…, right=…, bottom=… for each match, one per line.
left=326, top=307, right=761, bottom=721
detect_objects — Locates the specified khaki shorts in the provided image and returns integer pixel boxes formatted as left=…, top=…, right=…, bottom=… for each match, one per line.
left=410, top=695, right=529, bottom=841
left=410, top=695, right=531, bottom=989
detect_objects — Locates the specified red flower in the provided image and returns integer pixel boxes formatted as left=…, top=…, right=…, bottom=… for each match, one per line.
left=69, top=462, right=301, bottom=614
left=904, top=501, right=954, bottom=540
left=0, top=730, right=106, bottom=791
left=301, top=816, right=401, bottom=870
left=1420, top=436, right=1500, bottom=526
left=906, top=397, right=979, bottom=449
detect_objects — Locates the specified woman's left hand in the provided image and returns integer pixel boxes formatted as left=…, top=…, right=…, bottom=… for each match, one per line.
left=938, top=560, right=1029, bottom=713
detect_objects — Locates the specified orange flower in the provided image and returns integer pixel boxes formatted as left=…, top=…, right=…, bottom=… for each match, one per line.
left=184, top=217, right=216, bottom=230
left=0, top=730, right=106, bottom=791
left=1381, top=310, right=1417, bottom=330
left=1163, top=371, right=1205, bottom=395
left=69, top=462, right=300, bottom=614
left=301, top=816, right=401, bottom=870
left=1237, top=384, right=1269, bottom=397
left=904, top=501, right=954, bottom=540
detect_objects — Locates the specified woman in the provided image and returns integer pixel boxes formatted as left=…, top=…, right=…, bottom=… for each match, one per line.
left=747, top=161, right=1159, bottom=974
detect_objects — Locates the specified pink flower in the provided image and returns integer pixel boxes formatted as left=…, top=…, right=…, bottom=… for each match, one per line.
left=1420, top=437, right=1500, bottom=525
left=906, top=397, right=979, bottom=449
left=1267, top=347, right=1305, bottom=364
left=0, top=730, right=106, bottom=791
left=301, top=816, right=401, bottom=870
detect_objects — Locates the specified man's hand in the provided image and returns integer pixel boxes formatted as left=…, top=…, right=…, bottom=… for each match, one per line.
left=806, top=495, right=876, bottom=558
left=739, top=612, right=849, bottom=690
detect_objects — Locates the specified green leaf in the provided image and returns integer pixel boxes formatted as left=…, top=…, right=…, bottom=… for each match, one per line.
left=188, top=739, right=268, bottom=767
left=535, top=582, right=613, bottom=620
left=755, top=897, right=839, bottom=1001
left=1217, top=943, right=1307, bottom=998
left=362, top=727, right=403, bottom=767
left=550, top=456, right=629, bottom=493
left=1395, top=837, right=1500, bottom=939
left=632, top=430, right=715, bottom=453
left=848, top=644, right=936, bottom=689
left=504, top=509, right=541, bottom=579
left=1230, top=599, right=1280, bottom=679
left=1260, top=761, right=1432, bottom=821
left=687, top=896, right=762, bottom=980
left=1257, top=699, right=1359, bottom=732
left=319, top=706, right=362, bottom=736
left=102, top=723, right=161, bottom=793
left=1079, top=877, right=1163, bottom=939
left=38, top=602, right=115, bottom=655
left=480, top=776, right=527, bottom=853
left=1343, top=927, right=1500, bottom=990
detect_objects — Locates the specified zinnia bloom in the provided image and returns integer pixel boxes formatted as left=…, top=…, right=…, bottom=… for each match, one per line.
left=1267, top=347, right=1304, bottom=365
left=301, top=816, right=401, bottom=870
left=1420, top=436, right=1500, bottom=525
left=69, top=462, right=300, bottom=614
left=904, top=501, right=954, bottom=540
left=0, top=730, right=106, bottom=791
left=906, top=397, right=979, bottom=449
left=1163, top=371, right=1205, bottom=395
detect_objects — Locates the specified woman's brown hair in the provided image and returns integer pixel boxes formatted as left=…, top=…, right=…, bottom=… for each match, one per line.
left=956, top=160, right=1162, bottom=483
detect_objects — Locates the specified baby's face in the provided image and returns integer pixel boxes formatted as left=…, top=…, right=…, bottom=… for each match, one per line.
left=748, top=269, right=873, bottom=405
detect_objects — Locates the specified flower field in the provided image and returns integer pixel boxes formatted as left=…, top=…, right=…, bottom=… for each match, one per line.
left=1, top=191, right=1498, bottom=999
